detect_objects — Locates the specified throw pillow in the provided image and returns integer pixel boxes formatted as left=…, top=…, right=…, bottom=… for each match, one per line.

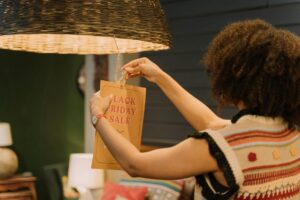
left=101, top=182, right=148, bottom=200
left=120, top=178, right=184, bottom=200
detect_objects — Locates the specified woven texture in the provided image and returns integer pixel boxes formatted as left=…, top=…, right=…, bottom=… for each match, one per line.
left=0, top=0, right=171, bottom=54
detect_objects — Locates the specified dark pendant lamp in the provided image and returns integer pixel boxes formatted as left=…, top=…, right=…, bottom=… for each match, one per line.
left=0, top=0, right=171, bottom=54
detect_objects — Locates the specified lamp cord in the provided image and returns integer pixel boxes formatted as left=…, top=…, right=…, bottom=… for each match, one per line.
left=113, top=36, right=127, bottom=87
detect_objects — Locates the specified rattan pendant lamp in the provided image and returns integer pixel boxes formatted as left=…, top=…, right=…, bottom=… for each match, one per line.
left=0, top=0, right=171, bottom=54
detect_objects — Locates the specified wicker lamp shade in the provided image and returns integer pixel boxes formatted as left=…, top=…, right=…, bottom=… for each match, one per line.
left=0, top=0, right=171, bottom=54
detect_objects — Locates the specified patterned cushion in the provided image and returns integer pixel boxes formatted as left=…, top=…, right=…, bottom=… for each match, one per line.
left=120, top=178, right=184, bottom=200
left=101, top=182, right=148, bottom=200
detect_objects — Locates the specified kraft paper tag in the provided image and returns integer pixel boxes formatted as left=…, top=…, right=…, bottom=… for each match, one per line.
left=92, top=80, right=146, bottom=169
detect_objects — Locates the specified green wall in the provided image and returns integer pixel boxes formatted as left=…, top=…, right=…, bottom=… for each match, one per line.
left=0, top=50, right=84, bottom=199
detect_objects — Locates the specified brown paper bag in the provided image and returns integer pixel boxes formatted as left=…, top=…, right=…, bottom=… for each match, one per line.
left=92, top=80, right=146, bottom=169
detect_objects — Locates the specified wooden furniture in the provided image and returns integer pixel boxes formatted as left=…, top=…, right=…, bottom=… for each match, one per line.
left=0, top=176, right=37, bottom=200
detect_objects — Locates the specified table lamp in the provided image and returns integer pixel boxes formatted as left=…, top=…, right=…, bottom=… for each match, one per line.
left=0, top=123, right=12, bottom=147
left=0, top=123, right=18, bottom=179
left=68, top=153, right=104, bottom=200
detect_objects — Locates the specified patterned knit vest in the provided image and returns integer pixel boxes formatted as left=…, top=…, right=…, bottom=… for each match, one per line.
left=192, top=113, right=300, bottom=200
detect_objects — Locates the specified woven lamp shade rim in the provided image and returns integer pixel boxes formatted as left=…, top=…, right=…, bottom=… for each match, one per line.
left=0, top=0, right=172, bottom=54
left=0, top=34, right=170, bottom=54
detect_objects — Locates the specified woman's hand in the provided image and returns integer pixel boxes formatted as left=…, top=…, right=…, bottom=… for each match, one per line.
left=89, top=92, right=113, bottom=116
left=122, top=57, right=164, bottom=83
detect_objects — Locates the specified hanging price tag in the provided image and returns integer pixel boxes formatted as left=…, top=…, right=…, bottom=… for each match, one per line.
left=92, top=80, right=146, bottom=169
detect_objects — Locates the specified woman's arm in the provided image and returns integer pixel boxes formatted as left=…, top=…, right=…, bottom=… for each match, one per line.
left=155, top=71, right=229, bottom=131
left=123, top=57, right=229, bottom=131
left=90, top=94, right=220, bottom=179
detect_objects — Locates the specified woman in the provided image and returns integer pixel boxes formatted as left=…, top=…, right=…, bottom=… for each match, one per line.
left=90, top=19, right=300, bottom=199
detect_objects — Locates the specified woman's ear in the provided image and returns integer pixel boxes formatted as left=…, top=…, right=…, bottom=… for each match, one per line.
left=237, top=101, right=246, bottom=110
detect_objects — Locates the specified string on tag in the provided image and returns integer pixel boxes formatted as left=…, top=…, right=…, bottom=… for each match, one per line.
left=113, top=36, right=127, bottom=88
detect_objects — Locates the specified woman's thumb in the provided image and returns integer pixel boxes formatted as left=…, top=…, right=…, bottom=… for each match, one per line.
left=108, top=94, right=114, bottom=102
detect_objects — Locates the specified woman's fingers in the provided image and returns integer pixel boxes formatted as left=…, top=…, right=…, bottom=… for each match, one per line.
left=123, top=65, right=141, bottom=74
left=107, top=94, right=114, bottom=101
left=123, top=65, right=144, bottom=79
left=90, top=93, right=114, bottom=114
left=122, top=57, right=147, bottom=69
left=127, top=73, right=142, bottom=79
left=94, top=90, right=100, bottom=96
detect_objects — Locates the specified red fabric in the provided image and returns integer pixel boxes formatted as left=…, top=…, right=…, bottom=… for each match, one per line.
left=248, top=152, right=257, bottom=162
left=101, top=182, right=148, bottom=200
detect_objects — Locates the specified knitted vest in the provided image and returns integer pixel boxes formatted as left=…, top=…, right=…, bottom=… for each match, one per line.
left=191, top=114, right=300, bottom=200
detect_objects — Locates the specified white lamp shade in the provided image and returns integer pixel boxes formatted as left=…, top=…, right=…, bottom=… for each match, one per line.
left=68, top=153, right=104, bottom=189
left=0, top=123, right=13, bottom=146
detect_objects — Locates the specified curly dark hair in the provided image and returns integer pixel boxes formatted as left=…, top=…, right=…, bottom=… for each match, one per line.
left=203, top=19, right=300, bottom=126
